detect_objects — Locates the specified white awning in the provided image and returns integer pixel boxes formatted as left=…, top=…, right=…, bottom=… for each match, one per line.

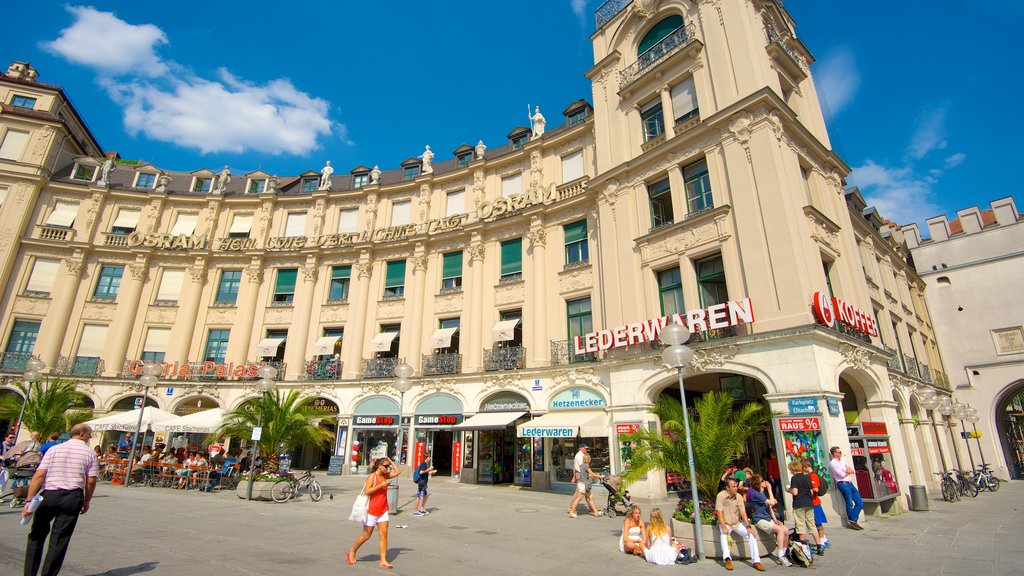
left=255, top=337, right=285, bottom=357
left=368, top=331, right=399, bottom=353
left=311, top=335, right=341, bottom=356
left=26, top=259, right=59, bottom=293
left=430, top=327, right=459, bottom=349
left=86, top=407, right=177, bottom=432
left=284, top=212, right=307, bottom=237
left=452, top=411, right=526, bottom=430
left=154, top=408, right=225, bottom=434
left=143, top=327, right=171, bottom=353
left=170, top=213, right=198, bottom=236
left=111, top=208, right=141, bottom=230
left=229, top=214, right=253, bottom=235
left=491, top=319, right=521, bottom=343
left=516, top=411, right=609, bottom=438
left=45, top=201, right=79, bottom=227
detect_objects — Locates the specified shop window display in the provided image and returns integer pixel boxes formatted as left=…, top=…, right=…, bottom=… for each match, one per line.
left=549, top=437, right=610, bottom=483
left=354, top=431, right=397, bottom=472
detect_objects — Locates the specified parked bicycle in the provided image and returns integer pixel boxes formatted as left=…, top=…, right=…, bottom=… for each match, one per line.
left=271, top=467, right=322, bottom=503
left=975, top=464, right=1000, bottom=492
left=935, top=471, right=959, bottom=502
left=956, top=468, right=979, bottom=498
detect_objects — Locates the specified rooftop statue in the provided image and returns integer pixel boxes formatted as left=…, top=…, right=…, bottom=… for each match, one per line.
left=98, top=157, right=116, bottom=187
left=530, top=105, right=546, bottom=139
left=420, top=146, right=434, bottom=174
left=475, top=140, right=487, bottom=159
left=319, top=160, right=333, bottom=190
left=370, top=165, right=381, bottom=184
left=213, top=165, right=231, bottom=194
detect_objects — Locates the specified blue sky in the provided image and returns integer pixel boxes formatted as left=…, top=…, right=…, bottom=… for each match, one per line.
left=5, top=1, right=1021, bottom=227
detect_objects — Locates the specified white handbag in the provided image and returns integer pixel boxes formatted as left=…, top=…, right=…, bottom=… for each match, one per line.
left=348, top=488, right=368, bottom=523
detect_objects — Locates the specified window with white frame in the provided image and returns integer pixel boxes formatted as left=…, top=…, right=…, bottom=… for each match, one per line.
left=670, top=77, right=698, bottom=123
left=501, top=173, right=522, bottom=197
left=561, top=150, right=584, bottom=183
left=135, top=172, right=157, bottom=189
left=446, top=190, right=465, bottom=217
left=71, top=163, right=96, bottom=181
left=192, top=177, right=213, bottom=193
left=228, top=213, right=253, bottom=238
left=248, top=179, right=266, bottom=194
left=0, top=129, right=29, bottom=161
left=170, top=212, right=199, bottom=236
left=284, top=212, right=307, bottom=237
left=338, top=208, right=358, bottom=234
left=25, top=258, right=59, bottom=296
left=110, top=208, right=141, bottom=234
left=641, top=99, right=665, bottom=143
left=353, top=173, right=369, bottom=188
left=391, top=200, right=411, bottom=226
left=155, top=269, right=185, bottom=303
left=44, top=201, right=80, bottom=228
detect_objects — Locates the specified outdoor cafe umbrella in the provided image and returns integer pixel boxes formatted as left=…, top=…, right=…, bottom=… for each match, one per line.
left=85, top=407, right=176, bottom=432
left=153, top=408, right=225, bottom=434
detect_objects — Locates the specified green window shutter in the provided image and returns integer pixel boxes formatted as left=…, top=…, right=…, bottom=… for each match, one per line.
left=385, top=260, right=406, bottom=287
left=332, top=265, right=351, bottom=280
left=442, top=251, right=463, bottom=279
left=500, top=238, right=522, bottom=275
left=638, top=15, right=684, bottom=55
left=275, top=268, right=297, bottom=293
left=563, top=220, right=587, bottom=244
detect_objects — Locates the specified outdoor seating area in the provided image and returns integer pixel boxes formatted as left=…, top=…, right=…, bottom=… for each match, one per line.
left=99, top=455, right=243, bottom=492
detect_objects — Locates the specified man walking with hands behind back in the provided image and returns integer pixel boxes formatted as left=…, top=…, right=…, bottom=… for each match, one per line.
left=828, top=446, right=864, bottom=530
left=21, top=423, right=98, bottom=576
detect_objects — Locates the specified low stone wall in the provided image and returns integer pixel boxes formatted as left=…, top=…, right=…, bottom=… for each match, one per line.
left=235, top=480, right=277, bottom=501
left=671, top=519, right=776, bottom=559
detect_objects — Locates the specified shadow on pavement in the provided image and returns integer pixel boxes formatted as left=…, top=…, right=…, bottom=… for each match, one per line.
left=84, top=561, right=159, bottom=576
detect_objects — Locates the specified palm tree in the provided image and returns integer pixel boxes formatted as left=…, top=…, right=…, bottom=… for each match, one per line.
left=622, top=390, right=773, bottom=502
left=0, top=379, right=93, bottom=439
left=210, top=389, right=333, bottom=475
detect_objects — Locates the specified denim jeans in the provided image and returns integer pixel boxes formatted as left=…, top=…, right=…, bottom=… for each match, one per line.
left=837, top=480, right=863, bottom=523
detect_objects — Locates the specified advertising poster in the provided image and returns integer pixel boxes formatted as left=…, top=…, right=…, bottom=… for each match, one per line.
left=616, top=423, right=641, bottom=471
left=452, top=441, right=462, bottom=475
left=414, top=441, right=427, bottom=468
left=777, top=417, right=828, bottom=479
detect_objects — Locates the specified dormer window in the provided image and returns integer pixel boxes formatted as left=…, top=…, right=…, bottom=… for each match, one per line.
left=568, top=109, right=586, bottom=126
left=403, top=165, right=420, bottom=181
left=192, top=177, right=212, bottom=193
left=248, top=179, right=266, bottom=194
left=10, top=95, right=36, bottom=109
left=511, top=134, right=528, bottom=150
left=135, top=172, right=157, bottom=189
left=301, top=177, right=319, bottom=192
left=72, top=164, right=96, bottom=182
left=457, top=153, right=472, bottom=168
left=563, top=99, right=593, bottom=127
left=353, top=173, right=369, bottom=188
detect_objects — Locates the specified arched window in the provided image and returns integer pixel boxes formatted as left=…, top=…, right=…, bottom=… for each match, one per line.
left=638, top=15, right=684, bottom=56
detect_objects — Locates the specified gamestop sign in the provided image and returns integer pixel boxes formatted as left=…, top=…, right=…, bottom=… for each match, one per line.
left=811, top=292, right=879, bottom=338
left=573, top=298, right=754, bottom=355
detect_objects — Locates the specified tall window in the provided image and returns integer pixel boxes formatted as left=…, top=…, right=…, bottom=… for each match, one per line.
left=216, top=270, right=242, bottom=303
left=648, top=178, right=673, bottom=229
left=25, top=258, right=59, bottom=296
left=670, top=77, right=699, bottom=123
left=203, top=329, right=230, bottom=363
left=566, top=297, right=593, bottom=343
left=384, top=260, right=406, bottom=298
left=438, top=317, right=461, bottom=354
left=683, top=159, right=712, bottom=214
left=94, top=265, right=124, bottom=300
left=265, top=329, right=288, bottom=360
left=501, top=173, right=522, bottom=198
left=273, top=268, right=297, bottom=303
left=696, top=255, right=728, bottom=307
left=391, top=200, right=411, bottom=226
left=563, top=220, right=589, bottom=265
left=823, top=260, right=835, bottom=298
left=5, top=320, right=40, bottom=355
left=110, top=208, right=141, bottom=234
left=338, top=208, right=358, bottom=234
left=284, top=212, right=307, bottom=237
left=155, top=269, right=185, bottom=304
left=320, top=327, right=344, bottom=358
left=228, top=214, right=253, bottom=238
left=378, top=324, right=401, bottom=358
left=500, top=238, right=523, bottom=279
left=641, top=100, right=665, bottom=142
left=499, top=309, right=523, bottom=347
left=561, top=150, right=584, bottom=182
left=446, top=190, right=465, bottom=217
left=638, top=15, right=684, bottom=56
left=0, top=129, right=30, bottom=161
left=442, top=251, right=463, bottom=291
left=657, top=267, right=684, bottom=316
left=141, top=328, right=170, bottom=363
left=329, top=265, right=351, bottom=302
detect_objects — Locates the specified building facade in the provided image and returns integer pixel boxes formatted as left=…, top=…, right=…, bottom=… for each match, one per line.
left=0, top=1, right=955, bottom=514
left=904, top=197, right=1024, bottom=480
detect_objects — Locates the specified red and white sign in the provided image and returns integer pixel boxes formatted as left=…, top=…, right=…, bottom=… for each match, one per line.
left=811, top=292, right=879, bottom=338
left=616, top=423, right=641, bottom=435
left=452, top=441, right=462, bottom=474
left=413, top=441, right=427, bottom=468
left=573, top=298, right=754, bottom=355
left=867, top=440, right=891, bottom=455
left=861, top=422, right=888, bottom=436
left=850, top=447, right=864, bottom=456
left=778, top=417, right=821, bottom=432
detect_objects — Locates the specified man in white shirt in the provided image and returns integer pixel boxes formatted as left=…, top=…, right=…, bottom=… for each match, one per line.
left=828, top=446, right=864, bottom=530
left=566, top=444, right=588, bottom=516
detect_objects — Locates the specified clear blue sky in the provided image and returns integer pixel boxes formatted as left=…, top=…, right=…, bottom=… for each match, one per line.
left=5, top=1, right=1020, bottom=227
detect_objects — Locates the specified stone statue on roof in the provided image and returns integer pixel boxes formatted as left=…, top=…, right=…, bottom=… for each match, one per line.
left=370, top=165, right=381, bottom=185
left=475, top=140, right=487, bottom=159
left=530, top=105, right=546, bottom=139
left=214, top=165, right=231, bottom=194
left=319, top=160, right=333, bottom=190
left=98, top=157, right=116, bottom=187
left=420, top=146, right=434, bottom=174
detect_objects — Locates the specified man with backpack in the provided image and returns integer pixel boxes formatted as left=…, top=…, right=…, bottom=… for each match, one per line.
left=804, top=459, right=831, bottom=551
left=787, top=460, right=824, bottom=556
left=412, top=454, right=436, bottom=517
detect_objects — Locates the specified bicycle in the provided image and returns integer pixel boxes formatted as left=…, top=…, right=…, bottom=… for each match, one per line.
left=956, top=468, right=979, bottom=498
left=975, top=464, right=1000, bottom=492
left=935, top=471, right=959, bottom=502
left=271, top=467, right=322, bottom=503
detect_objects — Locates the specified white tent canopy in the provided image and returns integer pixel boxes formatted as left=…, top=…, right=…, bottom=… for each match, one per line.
left=86, top=407, right=176, bottom=432
left=153, top=408, right=226, bottom=434
left=491, top=319, right=520, bottom=343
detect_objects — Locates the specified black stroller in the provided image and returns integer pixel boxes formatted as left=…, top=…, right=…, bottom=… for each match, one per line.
left=2, top=450, right=42, bottom=507
left=600, top=473, right=633, bottom=518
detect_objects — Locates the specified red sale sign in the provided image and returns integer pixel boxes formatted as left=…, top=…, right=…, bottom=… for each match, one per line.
left=413, top=441, right=427, bottom=468
left=616, top=423, right=641, bottom=435
left=452, top=441, right=462, bottom=474
left=777, top=417, right=821, bottom=432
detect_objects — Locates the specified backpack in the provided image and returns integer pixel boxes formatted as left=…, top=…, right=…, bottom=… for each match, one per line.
left=817, top=473, right=829, bottom=496
left=413, top=465, right=422, bottom=483
left=787, top=541, right=812, bottom=568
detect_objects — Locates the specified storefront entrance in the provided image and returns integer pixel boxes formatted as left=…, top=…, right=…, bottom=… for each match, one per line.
left=351, top=395, right=401, bottom=475
left=453, top=391, right=531, bottom=486
left=413, top=393, right=464, bottom=476
left=479, top=428, right=516, bottom=484
left=295, top=397, right=340, bottom=470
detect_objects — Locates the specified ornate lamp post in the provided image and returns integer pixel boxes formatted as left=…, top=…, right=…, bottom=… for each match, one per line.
left=124, top=362, right=160, bottom=487
left=952, top=403, right=976, bottom=471
left=916, top=387, right=948, bottom=470
left=659, top=323, right=701, bottom=561
left=13, top=358, right=46, bottom=440
left=936, top=397, right=964, bottom=471
left=393, top=362, right=414, bottom=471
left=965, top=408, right=986, bottom=467
left=245, top=365, right=278, bottom=501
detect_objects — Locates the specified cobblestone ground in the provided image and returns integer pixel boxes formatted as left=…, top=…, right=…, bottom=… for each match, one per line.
left=1, top=474, right=1022, bottom=575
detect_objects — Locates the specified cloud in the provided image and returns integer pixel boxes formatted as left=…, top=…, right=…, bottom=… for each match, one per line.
left=813, top=48, right=860, bottom=117
left=570, top=0, right=588, bottom=23
left=906, top=107, right=948, bottom=160
left=944, top=152, right=966, bottom=169
left=42, top=6, right=168, bottom=77
left=44, top=6, right=337, bottom=156
left=848, top=160, right=944, bottom=226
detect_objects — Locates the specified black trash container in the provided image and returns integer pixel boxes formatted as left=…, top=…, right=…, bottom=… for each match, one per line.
left=909, top=484, right=929, bottom=511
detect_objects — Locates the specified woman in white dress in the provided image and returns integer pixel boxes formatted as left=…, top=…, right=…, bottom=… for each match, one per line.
left=619, top=505, right=647, bottom=556
left=644, top=507, right=683, bottom=565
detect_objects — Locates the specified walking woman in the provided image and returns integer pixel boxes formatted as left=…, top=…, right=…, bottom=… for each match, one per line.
left=346, top=457, right=402, bottom=569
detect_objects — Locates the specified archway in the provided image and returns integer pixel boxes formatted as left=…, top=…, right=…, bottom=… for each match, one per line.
left=413, top=394, right=464, bottom=476
left=110, top=395, right=159, bottom=412
left=295, top=396, right=340, bottom=470
left=0, top=388, right=24, bottom=437
left=838, top=369, right=900, bottom=505
left=171, top=395, right=220, bottom=416
left=994, top=379, right=1024, bottom=479
left=351, top=395, right=400, bottom=473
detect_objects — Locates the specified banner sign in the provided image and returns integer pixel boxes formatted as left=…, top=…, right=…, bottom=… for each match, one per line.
left=452, top=441, right=462, bottom=474
left=777, top=417, right=821, bottom=432
left=861, top=421, right=888, bottom=436
left=616, top=423, right=641, bottom=435
left=549, top=387, right=606, bottom=410
left=414, top=441, right=427, bottom=468
left=788, top=397, right=820, bottom=415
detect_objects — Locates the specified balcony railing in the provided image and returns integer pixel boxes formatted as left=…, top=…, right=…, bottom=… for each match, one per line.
left=362, top=357, right=400, bottom=379
left=104, top=233, right=130, bottom=247
left=484, top=346, right=526, bottom=372
left=0, top=352, right=37, bottom=373
left=555, top=179, right=588, bottom=201
left=241, top=360, right=286, bottom=381
left=56, top=355, right=104, bottom=377
left=690, top=326, right=738, bottom=343
left=919, top=363, right=932, bottom=384
left=904, top=355, right=920, bottom=379
left=884, top=346, right=903, bottom=372
left=305, top=358, right=342, bottom=381
left=825, top=321, right=871, bottom=344
left=620, top=23, right=698, bottom=89
left=595, top=0, right=631, bottom=29
left=550, top=339, right=597, bottom=365
left=422, top=353, right=462, bottom=376
left=39, top=226, right=73, bottom=242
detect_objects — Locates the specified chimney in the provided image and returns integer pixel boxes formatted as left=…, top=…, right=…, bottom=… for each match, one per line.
left=926, top=215, right=950, bottom=242
left=991, top=197, right=1019, bottom=226
left=902, top=223, right=921, bottom=248
left=956, top=207, right=983, bottom=234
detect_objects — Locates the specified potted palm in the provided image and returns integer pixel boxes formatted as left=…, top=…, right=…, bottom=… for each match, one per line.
left=0, top=378, right=93, bottom=439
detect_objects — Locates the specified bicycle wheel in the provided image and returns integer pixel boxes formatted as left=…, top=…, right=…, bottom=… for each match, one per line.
left=271, top=481, right=293, bottom=503
left=989, top=476, right=1000, bottom=492
left=962, top=478, right=979, bottom=498
left=940, top=479, right=955, bottom=502
left=309, top=480, right=323, bottom=502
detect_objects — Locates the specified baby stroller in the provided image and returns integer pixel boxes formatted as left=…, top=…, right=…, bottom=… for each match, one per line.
left=601, top=473, right=633, bottom=518
left=2, top=450, right=42, bottom=508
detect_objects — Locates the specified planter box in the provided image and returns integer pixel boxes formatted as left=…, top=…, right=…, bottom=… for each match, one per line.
left=671, top=519, right=775, bottom=559
left=235, top=480, right=278, bottom=501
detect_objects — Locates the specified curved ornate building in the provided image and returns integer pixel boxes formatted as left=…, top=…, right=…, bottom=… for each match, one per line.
left=0, top=1, right=958, bottom=511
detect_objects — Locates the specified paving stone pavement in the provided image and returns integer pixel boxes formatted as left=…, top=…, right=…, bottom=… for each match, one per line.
left=1, top=474, right=1022, bottom=576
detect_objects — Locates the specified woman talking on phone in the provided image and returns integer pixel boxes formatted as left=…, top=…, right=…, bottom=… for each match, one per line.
left=346, top=457, right=402, bottom=569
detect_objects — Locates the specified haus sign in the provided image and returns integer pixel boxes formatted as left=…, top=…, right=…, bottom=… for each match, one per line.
left=572, top=298, right=754, bottom=355
left=811, top=292, right=879, bottom=338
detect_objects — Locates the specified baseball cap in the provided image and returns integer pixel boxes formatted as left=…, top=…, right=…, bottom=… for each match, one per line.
left=580, top=443, right=588, bottom=449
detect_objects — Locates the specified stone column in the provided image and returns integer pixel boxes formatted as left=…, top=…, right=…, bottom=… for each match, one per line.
left=226, top=262, right=263, bottom=365
left=34, top=256, right=85, bottom=368
left=526, top=218, right=547, bottom=367
left=104, top=258, right=149, bottom=376
left=404, top=246, right=428, bottom=372
left=658, top=85, right=676, bottom=140
left=464, top=236, right=485, bottom=372
left=165, top=262, right=206, bottom=365
left=898, top=417, right=927, bottom=487
left=341, top=252, right=373, bottom=379
left=284, top=257, right=319, bottom=380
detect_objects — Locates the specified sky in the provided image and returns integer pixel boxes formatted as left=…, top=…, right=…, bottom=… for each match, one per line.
left=4, top=1, right=1021, bottom=228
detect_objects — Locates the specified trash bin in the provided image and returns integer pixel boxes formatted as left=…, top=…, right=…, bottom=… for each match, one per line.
left=387, top=482, right=399, bottom=513
left=909, top=484, right=929, bottom=511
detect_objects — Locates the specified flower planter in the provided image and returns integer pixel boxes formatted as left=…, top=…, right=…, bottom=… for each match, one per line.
left=671, top=519, right=774, bottom=559
left=235, top=480, right=278, bottom=501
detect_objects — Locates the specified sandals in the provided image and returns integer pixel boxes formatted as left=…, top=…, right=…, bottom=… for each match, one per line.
left=345, top=551, right=356, bottom=565
left=379, top=562, right=394, bottom=569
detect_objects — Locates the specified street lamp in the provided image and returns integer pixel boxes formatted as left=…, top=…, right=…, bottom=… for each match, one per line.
left=659, top=322, right=701, bottom=561
left=936, top=397, right=965, bottom=470
left=13, top=358, right=46, bottom=440
left=966, top=411, right=986, bottom=467
left=917, top=389, right=949, bottom=470
left=245, top=365, right=278, bottom=501
left=393, top=362, right=414, bottom=471
left=953, top=403, right=976, bottom=471
left=125, top=362, right=160, bottom=487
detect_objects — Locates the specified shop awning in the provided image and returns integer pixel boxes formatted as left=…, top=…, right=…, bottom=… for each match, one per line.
left=255, top=337, right=285, bottom=357
left=369, top=331, right=399, bottom=353
left=154, top=408, right=225, bottom=434
left=311, top=335, right=341, bottom=356
left=491, top=319, right=520, bottom=343
left=517, top=411, right=609, bottom=438
left=430, top=327, right=458, bottom=349
left=452, top=411, right=526, bottom=430
left=86, top=407, right=177, bottom=432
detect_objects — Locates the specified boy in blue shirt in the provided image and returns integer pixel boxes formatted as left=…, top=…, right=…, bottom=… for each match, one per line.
left=412, top=454, right=436, bottom=517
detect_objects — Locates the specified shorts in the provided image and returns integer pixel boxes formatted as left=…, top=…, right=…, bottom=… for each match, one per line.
left=793, top=507, right=816, bottom=536
left=417, top=484, right=429, bottom=499
left=364, top=511, right=389, bottom=527
left=813, top=504, right=828, bottom=526
left=576, top=481, right=587, bottom=493
left=754, top=518, right=775, bottom=535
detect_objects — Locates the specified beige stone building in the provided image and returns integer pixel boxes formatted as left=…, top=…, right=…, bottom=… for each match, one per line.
left=0, top=1, right=955, bottom=516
